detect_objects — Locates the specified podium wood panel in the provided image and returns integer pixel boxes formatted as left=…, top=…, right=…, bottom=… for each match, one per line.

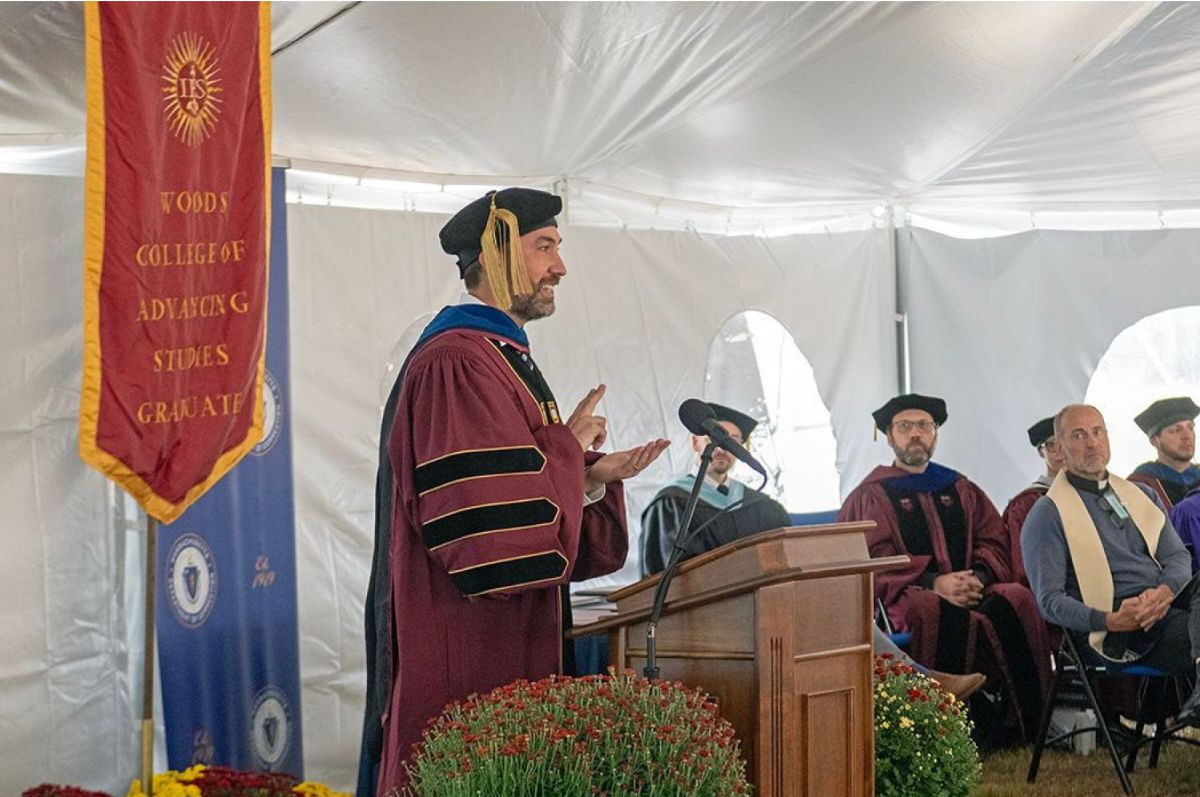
left=573, top=523, right=906, bottom=796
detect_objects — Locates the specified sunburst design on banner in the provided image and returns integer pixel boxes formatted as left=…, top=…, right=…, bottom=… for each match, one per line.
left=161, top=32, right=224, bottom=147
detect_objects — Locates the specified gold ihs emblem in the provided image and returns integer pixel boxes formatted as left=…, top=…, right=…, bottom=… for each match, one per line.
left=161, top=32, right=224, bottom=147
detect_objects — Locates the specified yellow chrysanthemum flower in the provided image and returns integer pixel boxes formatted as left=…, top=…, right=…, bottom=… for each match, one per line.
left=294, top=782, right=354, bottom=797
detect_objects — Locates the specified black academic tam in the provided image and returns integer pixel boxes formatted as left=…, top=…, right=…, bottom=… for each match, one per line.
left=872, top=393, right=947, bottom=432
left=1134, top=396, right=1200, bottom=436
left=439, top=187, right=562, bottom=274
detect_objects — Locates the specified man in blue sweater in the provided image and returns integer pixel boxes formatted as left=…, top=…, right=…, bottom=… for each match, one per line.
left=1022, top=403, right=1200, bottom=726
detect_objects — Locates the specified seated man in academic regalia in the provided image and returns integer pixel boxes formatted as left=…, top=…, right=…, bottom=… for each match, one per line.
left=1129, top=398, right=1200, bottom=572
left=837, top=393, right=1052, bottom=744
left=643, top=399, right=988, bottom=699
left=1129, top=397, right=1200, bottom=509
left=640, top=403, right=790, bottom=575
left=1001, top=416, right=1065, bottom=587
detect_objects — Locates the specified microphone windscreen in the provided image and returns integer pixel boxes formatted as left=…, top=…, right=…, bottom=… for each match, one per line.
left=678, top=399, right=716, bottom=435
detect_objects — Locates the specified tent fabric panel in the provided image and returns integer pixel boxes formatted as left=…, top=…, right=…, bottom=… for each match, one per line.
left=0, top=174, right=142, bottom=796
left=904, top=226, right=1200, bottom=505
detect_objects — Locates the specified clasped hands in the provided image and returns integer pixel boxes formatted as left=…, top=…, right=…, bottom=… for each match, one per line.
left=565, top=384, right=670, bottom=494
left=933, top=570, right=985, bottom=608
left=1107, top=584, right=1174, bottom=632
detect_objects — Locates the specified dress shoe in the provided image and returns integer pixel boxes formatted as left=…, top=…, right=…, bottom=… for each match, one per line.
left=927, top=669, right=987, bottom=701
left=1177, top=681, right=1200, bottom=727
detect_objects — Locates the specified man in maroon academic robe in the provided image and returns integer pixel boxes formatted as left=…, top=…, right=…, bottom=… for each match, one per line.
left=837, top=393, right=1051, bottom=745
left=1001, top=416, right=1065, bottom=587
left=360, top=188, right=669, bottom=796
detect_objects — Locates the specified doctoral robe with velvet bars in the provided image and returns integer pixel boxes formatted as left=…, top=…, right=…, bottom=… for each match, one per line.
left=372, top=318, right=628, bottom=795
left=837, top=463, right=1051, bottom=744
left=1001, top=476, right=1052, bottom=588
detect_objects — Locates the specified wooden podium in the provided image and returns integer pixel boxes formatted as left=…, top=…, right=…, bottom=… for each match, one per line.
left=571, top=522, right=907, bottom=797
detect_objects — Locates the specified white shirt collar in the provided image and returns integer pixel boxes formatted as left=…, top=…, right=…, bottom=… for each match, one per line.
left=704, top=471, right=731, bottom=490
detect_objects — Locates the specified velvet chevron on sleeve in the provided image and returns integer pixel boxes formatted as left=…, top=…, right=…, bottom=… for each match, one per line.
left=372, top=324, right=628, bottom=796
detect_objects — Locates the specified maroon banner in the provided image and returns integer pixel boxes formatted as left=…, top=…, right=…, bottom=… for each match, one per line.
left=80, top=2, right=272, bottom=522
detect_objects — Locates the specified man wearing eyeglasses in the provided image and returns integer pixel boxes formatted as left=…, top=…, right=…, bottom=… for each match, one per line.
left=837, top=393, right=1052, bottom=745
left=1001, top=417, right=1067, bottom=587
left=641, top=399, right=989, bottom=699
left=640, top=403, right=790, bottom=575
left=1021, top=404, right=1200, bottom=726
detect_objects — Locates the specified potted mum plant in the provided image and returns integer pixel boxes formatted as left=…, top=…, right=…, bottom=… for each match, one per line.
left=22, top=787, right=113, bottom=797
left=24, top=765, right=350, bottom=797
left=873, top=654, right=980, bottom=797
left=126, top=766, right=351, bottom=797
left=405, top=670, right=751, bottom=796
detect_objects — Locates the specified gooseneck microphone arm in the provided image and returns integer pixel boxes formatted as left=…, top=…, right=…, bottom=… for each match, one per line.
left=643, top=441, right=716, bottom=680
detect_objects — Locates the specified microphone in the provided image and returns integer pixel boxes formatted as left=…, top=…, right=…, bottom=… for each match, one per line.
left=678, top=398, right=766, bottom=476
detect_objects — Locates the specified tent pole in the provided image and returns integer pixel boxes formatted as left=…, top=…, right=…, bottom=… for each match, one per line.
left=140, top=515, right=158, bottom=795
left=891, top=209, right=911, bottom=394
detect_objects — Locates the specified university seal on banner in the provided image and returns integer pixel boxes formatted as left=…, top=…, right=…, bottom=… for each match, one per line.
left=162, top=32, right=224, bottom=147
left=250, top=685, right=292, bottom=769
left=167, top=532, right=218, bottom=627
left=251, top=368, right=283, bottom=457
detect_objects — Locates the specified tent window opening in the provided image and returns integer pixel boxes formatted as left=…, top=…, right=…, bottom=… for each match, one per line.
left=1085, top=306, right=1200, bottom=477
left=704, top=310, right=839, bottom=513
left=380, top=311, right=437, bottom=411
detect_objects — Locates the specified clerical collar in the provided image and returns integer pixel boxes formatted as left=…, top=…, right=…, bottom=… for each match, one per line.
left=1066, top=470, right=1109, bottom=495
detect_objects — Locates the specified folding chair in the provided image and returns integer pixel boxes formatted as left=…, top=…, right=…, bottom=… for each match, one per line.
left=1027, top=630, right=1198, bottom=795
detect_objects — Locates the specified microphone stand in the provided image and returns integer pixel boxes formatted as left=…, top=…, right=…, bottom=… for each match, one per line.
left=644, top=442, right=716, bottom=680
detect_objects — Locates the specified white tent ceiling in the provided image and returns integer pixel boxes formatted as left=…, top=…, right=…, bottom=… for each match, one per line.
left=5, top=2, right=1200, bottom=233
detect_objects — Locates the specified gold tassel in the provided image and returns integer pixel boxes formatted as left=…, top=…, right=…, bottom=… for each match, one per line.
left=479, top=195, right=534, bottom=311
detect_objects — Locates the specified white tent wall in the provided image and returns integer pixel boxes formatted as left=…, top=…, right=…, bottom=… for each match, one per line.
left=0, top=174, right=153, bottom=795
left=903, top=227, right=1200, bottom=508
left=286, top=203, right=896, bottom=786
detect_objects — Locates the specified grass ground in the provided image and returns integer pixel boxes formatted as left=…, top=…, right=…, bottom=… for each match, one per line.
left=974, top=740, right=1200, bottom=797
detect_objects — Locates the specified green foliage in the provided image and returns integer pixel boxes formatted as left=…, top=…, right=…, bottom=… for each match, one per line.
left=405, top=671, right=751, bottom=796
left=874, top=655, right=981, bottom=797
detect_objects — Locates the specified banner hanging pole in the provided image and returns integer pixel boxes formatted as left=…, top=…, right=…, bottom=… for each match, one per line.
left=141, top=515, right=158, bottom=796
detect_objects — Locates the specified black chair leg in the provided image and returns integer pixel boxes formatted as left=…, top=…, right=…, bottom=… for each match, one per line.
left=1027, top=657, right=1065, bottom=782
left=1075, top=663, right=1136, bottom=796
left=1148, top=677, right=1172, bottom=769
left=1027, top=663, right=1063, bottom=783
left=1125, top=678, right=1149, bottom=773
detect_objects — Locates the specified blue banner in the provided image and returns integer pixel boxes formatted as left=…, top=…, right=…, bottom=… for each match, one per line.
left=157, top=167, right=303, bottom=775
